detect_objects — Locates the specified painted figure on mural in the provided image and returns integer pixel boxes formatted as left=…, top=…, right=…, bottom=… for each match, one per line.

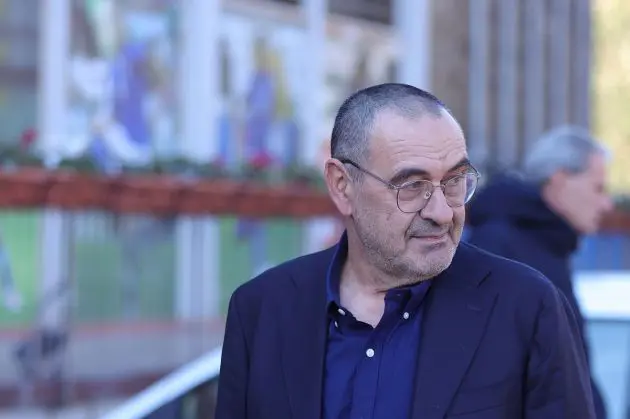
left=222, top=33, right=300, bottom=276
left=67, top=0, right=177, bottom=319
left=237, top=36, right=276, bottom=276
left=218, top=39, right=240, bottom=169
left=310, top=45, right=380, bottom=252
left=67, top=0, right=179, bottom=169
left=67, top=0, right=156, bottom=169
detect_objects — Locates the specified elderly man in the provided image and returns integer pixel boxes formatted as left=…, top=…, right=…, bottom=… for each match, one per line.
left=216, top=84, right=596, bottom=419
left=467, top=126, right=613, bottom=419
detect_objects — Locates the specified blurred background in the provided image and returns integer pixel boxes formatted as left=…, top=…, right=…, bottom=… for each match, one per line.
left=0, top=0, right=628, bottom=418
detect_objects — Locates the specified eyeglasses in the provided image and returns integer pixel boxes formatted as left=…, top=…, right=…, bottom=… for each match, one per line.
left=339, top=158, right=480, bottom=213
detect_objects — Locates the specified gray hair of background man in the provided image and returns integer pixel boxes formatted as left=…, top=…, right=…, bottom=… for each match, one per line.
left=330, top=83, right=452, bottom=175
left=523, top=125, right=609, bottom=185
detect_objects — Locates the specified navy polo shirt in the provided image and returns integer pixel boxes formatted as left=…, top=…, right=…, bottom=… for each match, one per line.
left=323, top=233, right=431, bottom=419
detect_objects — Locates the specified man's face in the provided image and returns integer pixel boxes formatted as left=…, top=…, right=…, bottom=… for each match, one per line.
left=555, top=153, right=613, bottom=234
left=349, top=110, right=469, bottom=283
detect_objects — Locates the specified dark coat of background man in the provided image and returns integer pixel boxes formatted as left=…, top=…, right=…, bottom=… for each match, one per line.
left=466, top=126, right=614, bottom=419
left=216, top=83, right=596, bottom=419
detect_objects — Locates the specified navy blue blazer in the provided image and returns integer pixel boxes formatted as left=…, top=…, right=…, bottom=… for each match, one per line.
left=215, top=241, right=596, bottom=419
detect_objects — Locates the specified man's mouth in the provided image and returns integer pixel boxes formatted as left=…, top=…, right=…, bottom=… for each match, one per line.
left=411, top=233, right=448, bottom=241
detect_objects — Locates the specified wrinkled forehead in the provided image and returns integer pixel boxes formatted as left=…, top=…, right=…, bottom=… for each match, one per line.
left=368, top=111, right=469, bottom=178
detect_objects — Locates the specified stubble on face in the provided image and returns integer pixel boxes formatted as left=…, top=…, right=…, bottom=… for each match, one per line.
left=352, top=205, right=459, bottom=287
left=348, top=110, right=467, bottom=288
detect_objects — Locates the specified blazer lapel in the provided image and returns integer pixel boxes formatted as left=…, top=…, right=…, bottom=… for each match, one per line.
left=281, top=250, right=331, bottom=419
left=411, top=244, right=498, bottom=419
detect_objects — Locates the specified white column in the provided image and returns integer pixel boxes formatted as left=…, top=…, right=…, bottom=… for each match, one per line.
left=175, top=0, right=221, bottom=319
left=38, top=0, right=69, bottom=157
left=394, top=0, right=432, bottom=90
left=523, top=0, right=546, bottom=149
left=549, top=0, right=571, bottom=126
left=301, top=0, right=331, bottom=255
left=175, top=219, right=196, bottom=319
left=300, top=0, right=328, bottom=168
left=180, top=0, right=221, bottom=162
left=571, top=0, right=591, bottom=128
left=467, top=0, right=490, bottom=168
left=496, top=0, right=519, bottom=167
left=37, top=0, right=71, bottom=329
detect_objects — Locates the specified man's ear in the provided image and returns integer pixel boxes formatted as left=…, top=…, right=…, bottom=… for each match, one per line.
left=324, top=158, right=353, bottom=216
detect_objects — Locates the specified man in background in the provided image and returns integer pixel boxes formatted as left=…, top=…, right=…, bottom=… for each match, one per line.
left=466, top=125, right=613, bottom=419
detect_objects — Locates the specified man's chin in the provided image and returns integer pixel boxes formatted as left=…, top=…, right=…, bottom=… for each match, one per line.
left=407, top=249, right=456, bottom=278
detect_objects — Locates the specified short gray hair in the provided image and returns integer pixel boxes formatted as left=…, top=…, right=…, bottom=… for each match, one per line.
left=330, top=83, right=450, bottom=165
left=523, top=125, right=608, bottom=184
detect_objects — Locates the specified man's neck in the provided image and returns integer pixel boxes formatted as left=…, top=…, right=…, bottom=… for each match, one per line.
left=338, top=246, right=397, bottom=327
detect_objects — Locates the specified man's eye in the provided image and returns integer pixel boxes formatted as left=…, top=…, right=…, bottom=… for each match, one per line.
left=403, top=181, right=426, bottom=191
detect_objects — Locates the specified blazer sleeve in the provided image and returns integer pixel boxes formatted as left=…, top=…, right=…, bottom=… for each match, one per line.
left=215, top=290, right=249, bottom=419
left=524, top=284, right=596, bottom=419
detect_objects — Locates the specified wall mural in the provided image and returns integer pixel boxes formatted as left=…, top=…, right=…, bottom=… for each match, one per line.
left=68, top=0, right=178, bottom=322
left=310, top=19, right=398, bottom=252
left=0, top=1, right=41, bottom=327
left=216, top=12, right=304, bottom=306
left=67, top=0, right=178, bottom=168
left=216, top=11, right=398, bottom=303
left=0, top=2, right=401, bottom=320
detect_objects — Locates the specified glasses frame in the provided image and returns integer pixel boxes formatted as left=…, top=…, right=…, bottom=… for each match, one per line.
left=339, top=158, right=481, bottom=213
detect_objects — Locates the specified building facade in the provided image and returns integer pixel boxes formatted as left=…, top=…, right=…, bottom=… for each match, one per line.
left=0, top=0, right=593, bottom=326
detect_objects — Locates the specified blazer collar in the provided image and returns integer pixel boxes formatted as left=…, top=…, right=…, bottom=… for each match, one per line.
left=411, top=243, right=496, bottom=419
left=281, top=246, right=333, bottom=419
left=280, top=238, right=494, bottom=419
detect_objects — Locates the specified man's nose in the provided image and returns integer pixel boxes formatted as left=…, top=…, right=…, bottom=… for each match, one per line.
left=419, top=188, right=453, bottom=225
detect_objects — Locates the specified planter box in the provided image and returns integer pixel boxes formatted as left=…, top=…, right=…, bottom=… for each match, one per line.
left=0, top=168, right=50, bottom=208
left=289, top=190, right=337, bottom=218
left=178, top=179, right=241, bottom=215
left=234, top=185, right=294, bottom=218
left=47, top=171, right=116, bottom=210
left=109, top=175, right=182, bottom=216
left=0, top=168, right=340, bottom=218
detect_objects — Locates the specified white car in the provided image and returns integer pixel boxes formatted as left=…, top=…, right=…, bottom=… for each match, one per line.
left=100, top=347, right=222, bottom=419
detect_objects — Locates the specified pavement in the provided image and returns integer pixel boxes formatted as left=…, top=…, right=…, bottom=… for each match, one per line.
left=0, top=319, right=225, bottom=410
left=0, top=399, right=120, bottom=419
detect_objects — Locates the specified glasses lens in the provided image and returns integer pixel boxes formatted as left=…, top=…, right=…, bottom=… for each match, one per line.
left=396, top=173, right=479, bottom=213
left=397, top=181, right=432, bottom=213
left=444, top=172, right=478, bottom=207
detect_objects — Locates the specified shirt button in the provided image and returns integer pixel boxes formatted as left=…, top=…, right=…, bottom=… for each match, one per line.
left=366, top=348, right=375, bottom=358
left=337, top=308, right=346, bottom=316
left=403, top=312, right=410, bottom=320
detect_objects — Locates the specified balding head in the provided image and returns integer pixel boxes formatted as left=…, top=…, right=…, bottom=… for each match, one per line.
left=330, top=83, right=452, bottom=166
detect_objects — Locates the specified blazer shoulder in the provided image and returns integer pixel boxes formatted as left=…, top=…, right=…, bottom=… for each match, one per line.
left=231, top=245, right=335, bottom=303
left=465, top=241, right=557, bottom=298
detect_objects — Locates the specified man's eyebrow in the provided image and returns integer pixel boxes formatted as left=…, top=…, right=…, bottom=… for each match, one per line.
left=389, top=157, right=472, bottom=185
left=448, top=157, right=473, bottom=173
left=389, top=167, right=430, bottom=186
